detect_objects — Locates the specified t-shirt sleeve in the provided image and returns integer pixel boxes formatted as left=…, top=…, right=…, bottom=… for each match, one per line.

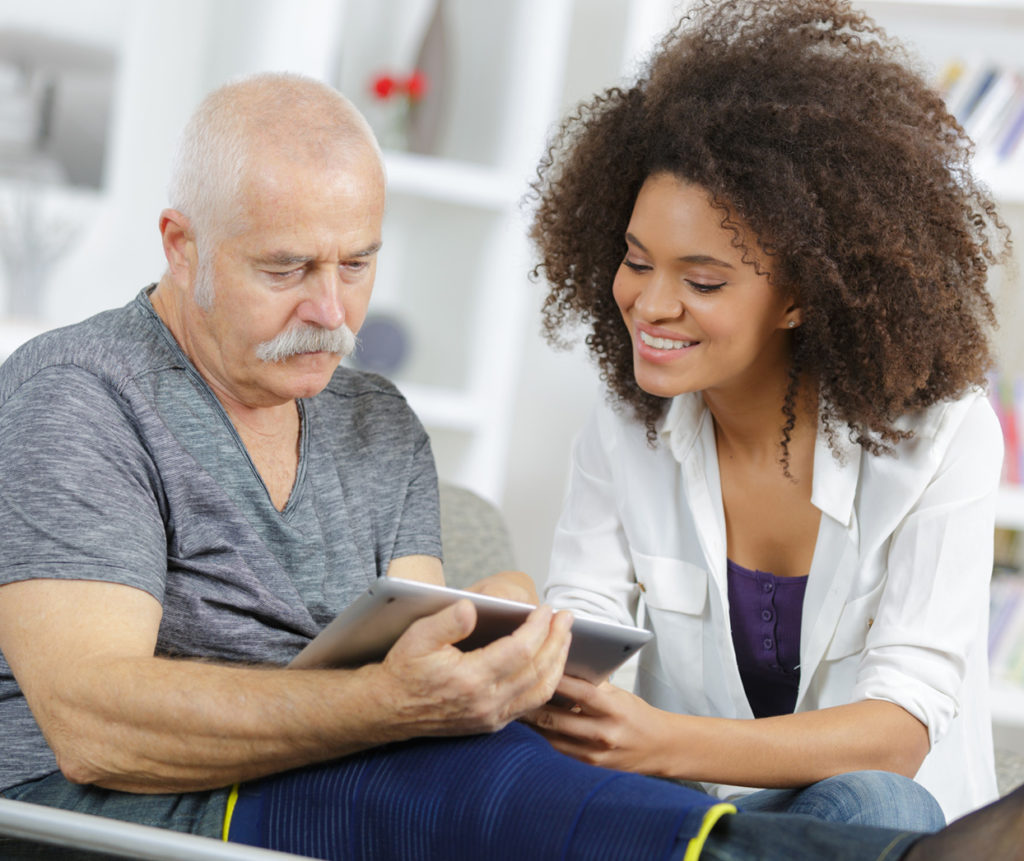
left=389, top=416, right=443, bottom=563
left=0, top=366, right=168, bottom=599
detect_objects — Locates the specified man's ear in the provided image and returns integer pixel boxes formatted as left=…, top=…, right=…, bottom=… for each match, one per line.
left=159, top=209, right=197, bottom=283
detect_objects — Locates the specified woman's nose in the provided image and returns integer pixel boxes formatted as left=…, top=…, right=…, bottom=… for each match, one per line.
left=633, top=272, right=684, bottom=321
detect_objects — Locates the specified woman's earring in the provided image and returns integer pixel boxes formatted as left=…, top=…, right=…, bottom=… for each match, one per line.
left=787, top=320, right=797, bottom=328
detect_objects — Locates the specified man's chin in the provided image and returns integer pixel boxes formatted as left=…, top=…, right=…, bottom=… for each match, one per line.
left=276, top=352, right=343, bottom=392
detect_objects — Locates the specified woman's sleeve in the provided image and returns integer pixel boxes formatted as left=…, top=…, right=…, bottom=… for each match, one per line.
left=544, top=405, right=640, bottom=628
left=853, top=394, right=1003, bottom=746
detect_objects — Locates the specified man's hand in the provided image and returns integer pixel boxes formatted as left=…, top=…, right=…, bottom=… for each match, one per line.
left=376, top=598, right=573, bottom=736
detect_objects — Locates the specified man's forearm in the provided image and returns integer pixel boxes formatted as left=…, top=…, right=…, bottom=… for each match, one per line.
left=4, top=577, right=571, bottom=794
left=46, top=657, right=406, bottom=793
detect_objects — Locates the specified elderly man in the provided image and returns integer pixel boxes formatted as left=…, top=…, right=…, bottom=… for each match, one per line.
left=0, top=73, right=1017, bottom=861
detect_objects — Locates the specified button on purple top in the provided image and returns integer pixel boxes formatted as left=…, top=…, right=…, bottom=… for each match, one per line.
left=727, top=559, right=809, bottom=718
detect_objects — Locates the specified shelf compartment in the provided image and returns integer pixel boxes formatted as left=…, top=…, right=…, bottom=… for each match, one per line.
left=998, top=484, right=1024, bottom=531
left=383, top=151, right=524, bottom=211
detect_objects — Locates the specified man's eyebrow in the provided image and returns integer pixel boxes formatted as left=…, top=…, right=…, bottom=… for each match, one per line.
left=254, top=253, right=314, bottom=267
left=624, top=232, right=734, bottom=269
left=353, top=241, right=383, bottom=258
left=253, top=242, right=383, bottom=267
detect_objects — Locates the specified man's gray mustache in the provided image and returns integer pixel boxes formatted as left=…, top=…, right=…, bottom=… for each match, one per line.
left=255, top=324, right=357, bottom=362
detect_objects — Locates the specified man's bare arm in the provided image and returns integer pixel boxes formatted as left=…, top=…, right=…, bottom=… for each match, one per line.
left=387, top=553, right=539, bottom=604
left=0, top=577, right=571, bottom=794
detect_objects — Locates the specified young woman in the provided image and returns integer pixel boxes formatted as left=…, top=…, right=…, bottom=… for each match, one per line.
left=527, top=0, right=1011, bottom=829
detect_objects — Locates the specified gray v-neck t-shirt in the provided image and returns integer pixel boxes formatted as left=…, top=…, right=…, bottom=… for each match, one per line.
left=0, top=287, right=442, bottom=798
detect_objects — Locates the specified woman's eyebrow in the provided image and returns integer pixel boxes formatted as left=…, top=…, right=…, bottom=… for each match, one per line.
left=624, top=232, right=734, bottom=269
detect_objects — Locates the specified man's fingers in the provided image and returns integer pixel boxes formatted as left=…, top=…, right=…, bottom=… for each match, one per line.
left=480, top=607, right=573, bottom=714
left=480, top=605, right=571, bottom=679
left=396, top=599, right=477, bottom=655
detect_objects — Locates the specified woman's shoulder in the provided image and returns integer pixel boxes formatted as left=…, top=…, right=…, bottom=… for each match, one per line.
left=893, top=387, right=998, bottom=446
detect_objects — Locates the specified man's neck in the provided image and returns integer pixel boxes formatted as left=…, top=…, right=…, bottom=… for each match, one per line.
left=150, top=276, right=302, bottom=509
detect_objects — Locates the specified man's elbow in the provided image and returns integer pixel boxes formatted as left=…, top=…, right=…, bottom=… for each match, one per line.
left=45, top=715, right=118, bottom=786
left=53, top=745, right=106, bottom=786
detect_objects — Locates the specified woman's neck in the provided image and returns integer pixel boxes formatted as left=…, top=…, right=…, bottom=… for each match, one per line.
left=704, top=375, right=818, bottom=468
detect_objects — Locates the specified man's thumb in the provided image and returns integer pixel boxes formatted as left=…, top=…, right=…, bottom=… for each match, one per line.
left=402, top=598, right=477, bottom=653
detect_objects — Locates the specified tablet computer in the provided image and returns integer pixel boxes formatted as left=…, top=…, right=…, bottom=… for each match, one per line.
left=289, top=577, right=652, bottom=683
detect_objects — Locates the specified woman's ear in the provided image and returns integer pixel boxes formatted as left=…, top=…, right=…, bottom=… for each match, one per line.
left=783, top=301, right=803, bottom=330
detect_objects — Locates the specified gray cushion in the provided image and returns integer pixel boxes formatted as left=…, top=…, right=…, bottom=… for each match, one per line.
left=439, top=483, right=515, bottom=590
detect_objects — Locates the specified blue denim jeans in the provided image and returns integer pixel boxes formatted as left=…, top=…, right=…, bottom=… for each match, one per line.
left=735, top=770, right=946, bottom=831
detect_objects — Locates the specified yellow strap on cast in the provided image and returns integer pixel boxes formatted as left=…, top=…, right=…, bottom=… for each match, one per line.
left=683, top=802, right=738, bottom=861
left=222, top=783, right=241, bottom=842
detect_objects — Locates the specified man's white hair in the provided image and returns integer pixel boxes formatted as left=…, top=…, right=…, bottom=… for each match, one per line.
left=166, top=71, right=383, bottom=307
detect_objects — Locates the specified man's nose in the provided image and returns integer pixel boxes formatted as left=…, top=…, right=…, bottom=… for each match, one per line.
left=298, top=270, right=346, bottom=330
left=633, top=271, right=684, bottom=321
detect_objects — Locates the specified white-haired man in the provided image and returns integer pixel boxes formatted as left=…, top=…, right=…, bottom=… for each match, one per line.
left=0, top=73, right=1017, bottom=861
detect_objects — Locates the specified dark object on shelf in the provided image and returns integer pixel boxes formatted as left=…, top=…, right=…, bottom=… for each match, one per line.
left=351, top=313, right=410, bottom=376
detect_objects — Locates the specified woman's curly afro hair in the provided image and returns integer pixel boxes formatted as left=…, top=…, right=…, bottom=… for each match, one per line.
left=529, top=0, right=1010, bottom=458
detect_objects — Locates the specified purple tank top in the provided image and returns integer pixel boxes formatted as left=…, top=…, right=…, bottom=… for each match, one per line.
left=726, top=559, right=809, bottom=718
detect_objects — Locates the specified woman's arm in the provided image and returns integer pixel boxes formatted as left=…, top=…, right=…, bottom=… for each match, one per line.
left=529, top=676, right=928, bottom=785
left=532, top=395, right=1000, bottom=788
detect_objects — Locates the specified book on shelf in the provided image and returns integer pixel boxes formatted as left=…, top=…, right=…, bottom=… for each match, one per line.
left=939, top=60, right=1024, bottom=164
left=989, top=370, right=1024, bottom=486
left=991, top=570, right=1024, bottom=687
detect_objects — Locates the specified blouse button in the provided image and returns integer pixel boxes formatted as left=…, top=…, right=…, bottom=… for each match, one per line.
left=763, top=582, right=774, bottom=593
left=763, top=637, right=774, bottom=649
left=761, top=609, right=773, bottom=622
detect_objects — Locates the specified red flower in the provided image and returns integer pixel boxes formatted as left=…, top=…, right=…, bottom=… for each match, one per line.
left=405, top=70, right=428, bottom=100
left=371, top=74, right=397, bottom=99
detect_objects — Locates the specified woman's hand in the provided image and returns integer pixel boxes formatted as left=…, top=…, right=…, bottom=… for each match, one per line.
left=525, top=673, right=677, bottom=776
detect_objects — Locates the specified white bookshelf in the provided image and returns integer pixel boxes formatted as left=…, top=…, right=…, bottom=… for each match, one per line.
left=328, top=0, right=681, bottom=503
left=328, top=0, right=581, bottom=503
left=862, top=0, right=1024, bottom=204
left=996, top=487, right=1024, bottom=745
left=991, top=680, right=1024, bottom=753
left=997, top=484, right=1024, bottom=531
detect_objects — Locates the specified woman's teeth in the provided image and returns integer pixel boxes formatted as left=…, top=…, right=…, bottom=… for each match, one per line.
left=639, top=331, right=693, bottom=350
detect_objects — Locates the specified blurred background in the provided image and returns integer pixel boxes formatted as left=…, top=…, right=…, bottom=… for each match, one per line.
left=1, top=0, right=1023, bottom=590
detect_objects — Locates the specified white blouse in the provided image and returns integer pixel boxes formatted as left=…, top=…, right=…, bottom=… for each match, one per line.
left=545, top=389, right=1002, bottom=820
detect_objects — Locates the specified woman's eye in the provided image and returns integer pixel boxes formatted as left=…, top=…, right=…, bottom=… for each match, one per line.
left=622, top=259, right=651, bottom=273
left=686, top=280, right=726, bottom=293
